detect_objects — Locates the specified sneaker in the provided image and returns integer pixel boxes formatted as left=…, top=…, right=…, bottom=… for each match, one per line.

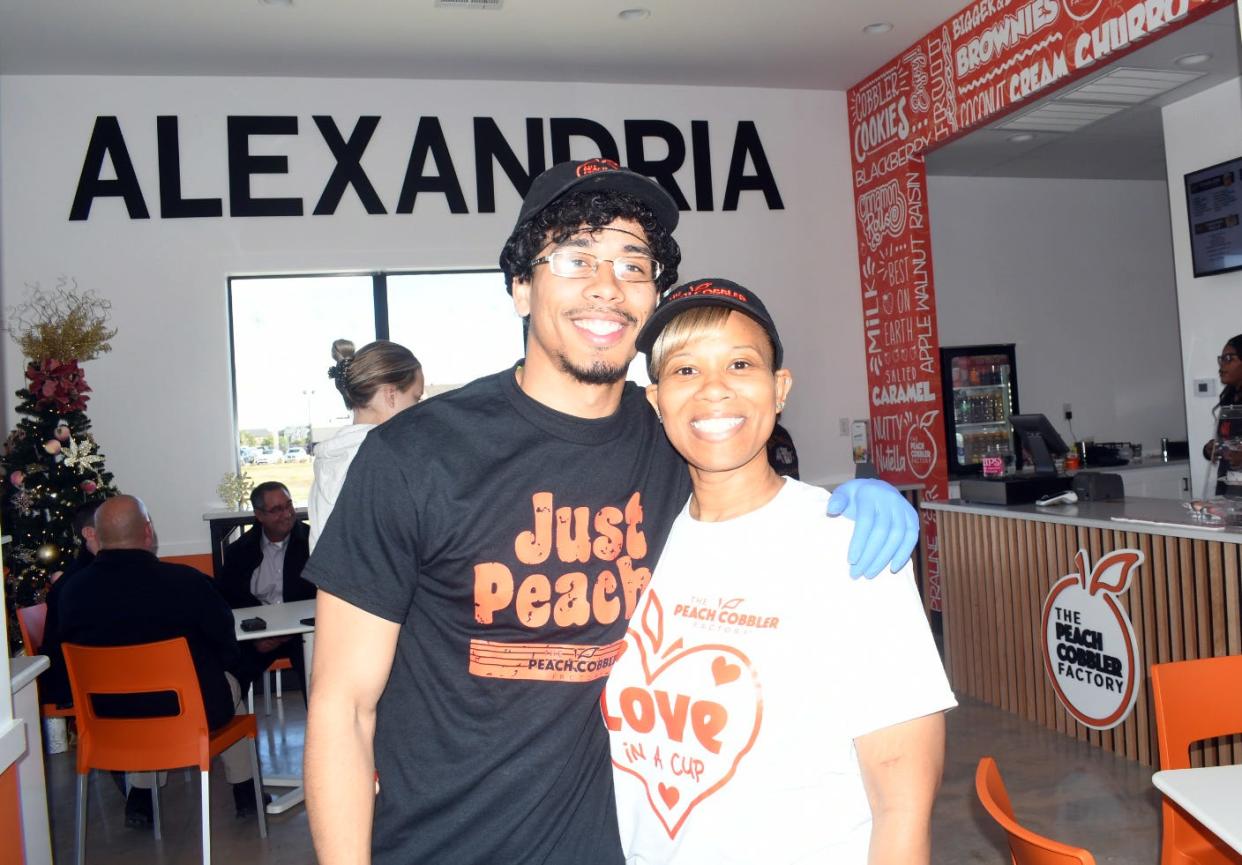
left=232, top=781, right=272, bottom=818
left=124, top=788, right=153, bottom=829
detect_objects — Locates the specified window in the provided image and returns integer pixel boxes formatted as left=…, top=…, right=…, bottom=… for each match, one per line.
left=228, top=270, right=519, bottom=502
left=387, top=272, right=524, bottom=396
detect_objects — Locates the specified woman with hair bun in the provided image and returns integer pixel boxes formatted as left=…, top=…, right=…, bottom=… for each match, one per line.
left=309, top=338, right=424, bottom=550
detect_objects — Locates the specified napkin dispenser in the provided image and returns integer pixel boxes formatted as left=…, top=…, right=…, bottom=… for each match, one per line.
left=1071, top=471, right=1124, bottom=502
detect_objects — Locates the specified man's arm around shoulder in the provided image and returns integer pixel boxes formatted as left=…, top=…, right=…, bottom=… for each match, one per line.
left=306, top=590, right=400, bottom=865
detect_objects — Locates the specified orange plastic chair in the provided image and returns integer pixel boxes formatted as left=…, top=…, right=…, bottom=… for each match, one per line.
left=16, top=602, right=46, bottom=655
left=247, top=656, right=295, bottom=715
left=1151, top=656, right=1242, bottom=865
left=63, top=638, right=267, bottom=865
left=976, top=757, right=1097, bottom=864
left=16, top=603, right=76, bottom=720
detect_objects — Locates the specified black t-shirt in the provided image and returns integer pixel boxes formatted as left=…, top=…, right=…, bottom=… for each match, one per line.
left=304, top=364, right=690, bottom=865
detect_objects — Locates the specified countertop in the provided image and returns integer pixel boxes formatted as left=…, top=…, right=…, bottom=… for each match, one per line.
left=923, top=495, right=1241, bottom=543
left=10, top=655, right=49, bottom=694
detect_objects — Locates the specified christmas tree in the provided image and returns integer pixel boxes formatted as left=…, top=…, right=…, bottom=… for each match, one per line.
left=2, top=280, right=118, bottom=650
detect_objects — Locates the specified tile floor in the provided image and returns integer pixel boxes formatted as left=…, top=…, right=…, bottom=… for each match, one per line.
left=40, top=689, right=1163, bottom=863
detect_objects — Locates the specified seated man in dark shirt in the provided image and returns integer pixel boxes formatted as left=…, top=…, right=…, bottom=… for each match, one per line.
left=39, top=497, right=107, bottom=707
left=218, top=481, right=315, bottom=697
left=59, top=495, right=266, bottom=827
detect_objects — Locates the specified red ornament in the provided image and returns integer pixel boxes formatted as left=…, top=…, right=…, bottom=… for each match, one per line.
left=25, top=358, right=92, bottom=412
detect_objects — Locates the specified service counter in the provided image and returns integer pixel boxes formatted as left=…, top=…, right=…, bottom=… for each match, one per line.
left=925, top=496, right=1241, bottom=767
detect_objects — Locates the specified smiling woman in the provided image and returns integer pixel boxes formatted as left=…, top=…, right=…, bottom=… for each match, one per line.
left=606, top=277, right=955, bottom=865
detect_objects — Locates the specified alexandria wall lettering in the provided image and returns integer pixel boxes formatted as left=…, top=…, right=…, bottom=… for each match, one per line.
left=68, top=115, right=784, bottom=221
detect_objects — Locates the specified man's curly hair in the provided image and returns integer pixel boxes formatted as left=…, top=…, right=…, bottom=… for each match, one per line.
left=500, top=190, right=680, bottom=294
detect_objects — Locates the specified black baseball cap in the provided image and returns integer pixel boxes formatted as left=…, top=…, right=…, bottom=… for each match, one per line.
left=500, top=159, right=680, bottom=289
left=637, top=278, right=784, bottom=369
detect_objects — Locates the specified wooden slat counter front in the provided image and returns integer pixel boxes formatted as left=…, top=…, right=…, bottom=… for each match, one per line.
left=925, top=496, right=1242, bottom=767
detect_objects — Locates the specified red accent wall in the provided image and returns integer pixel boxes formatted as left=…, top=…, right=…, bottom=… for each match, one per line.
left=846, top=0, right=1227, bottom=610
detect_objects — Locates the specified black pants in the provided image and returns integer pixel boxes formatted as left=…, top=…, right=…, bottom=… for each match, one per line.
left=238, top=634, right=306, bottom=707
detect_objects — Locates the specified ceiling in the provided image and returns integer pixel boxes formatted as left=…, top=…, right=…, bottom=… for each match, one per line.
left=927, top=4, right=1242, bottom=181
left=0, top=0, right=971, bottom=91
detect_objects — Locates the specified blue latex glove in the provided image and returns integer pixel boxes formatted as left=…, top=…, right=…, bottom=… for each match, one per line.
left=827, top=478, right=920, bottom=579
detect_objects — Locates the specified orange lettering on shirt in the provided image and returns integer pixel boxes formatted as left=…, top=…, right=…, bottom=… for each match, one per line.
left=552, top=571, right=590, bottom=627
left=656, top=690, right=691, bottom=743
left=515, top=573, right=552, bottom=628
left=473, top=562, right=514, bottom=624
left=514, top=492, right=553, bottom=565
left=621, top=686, right=656, bottom=733
left=555, top=506, right=592, bottom=563
left=592, top=569, right=621, bottom=625
left=624, top=492, right=647, bottom=559
left=617, top=556, right=651, bottom=619
left=592, top=506, right=625, bottom=561
left=691, top=700, right=728, bottom=755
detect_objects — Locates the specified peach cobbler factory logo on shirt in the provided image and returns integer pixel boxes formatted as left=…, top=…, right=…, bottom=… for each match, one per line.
left=469, top=491, right=652, bottom=683
left=672, top=596, right=781, bottom=634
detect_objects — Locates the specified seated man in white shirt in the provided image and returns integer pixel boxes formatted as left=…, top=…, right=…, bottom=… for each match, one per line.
left=218, top=481, right=316, bottom=697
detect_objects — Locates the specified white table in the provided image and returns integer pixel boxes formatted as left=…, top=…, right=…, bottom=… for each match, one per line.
left=1153, top=765, right=1242, bottom=854
left=232, top=598, right=316, bottom=815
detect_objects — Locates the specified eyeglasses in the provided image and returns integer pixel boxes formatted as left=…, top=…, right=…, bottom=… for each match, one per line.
left=531, top=250, right=662, bottom=283
left=259, top=501, right=295, bottom=515
left=1220, top=354, right=1240, bottom=364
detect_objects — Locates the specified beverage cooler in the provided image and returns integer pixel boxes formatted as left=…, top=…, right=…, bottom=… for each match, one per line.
left=940, top=344, right=1020, bottom=477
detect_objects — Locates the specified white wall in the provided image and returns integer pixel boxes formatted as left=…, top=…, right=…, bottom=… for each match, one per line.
left=927, top=175, right=1185, bottom=457
left=0, top=74, right=866, bottom=555
left=1164, top=75, right=1242, bottom=497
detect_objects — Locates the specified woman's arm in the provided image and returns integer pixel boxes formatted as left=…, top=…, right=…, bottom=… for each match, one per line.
left=305, top=590, right=400, bottom=865
left=855, top=712, right=946, bottom=865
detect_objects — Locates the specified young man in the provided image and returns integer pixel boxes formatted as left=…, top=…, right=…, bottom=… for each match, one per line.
left=304, top=159, right=918, bottom=865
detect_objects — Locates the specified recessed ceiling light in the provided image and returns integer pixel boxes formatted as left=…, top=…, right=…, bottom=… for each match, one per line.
left=1008, top=133, right=1036, bottom=143
left=1174, top=52, right=1212, bottom=67
left=618, top=8, right=651, bottom=21
left=862, top=22, right=893, bottom=34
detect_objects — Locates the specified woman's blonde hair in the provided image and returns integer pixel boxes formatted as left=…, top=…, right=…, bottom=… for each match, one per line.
left=328, top=338, right=422, bottom=410
left=646, top=307, right=777, bottom=382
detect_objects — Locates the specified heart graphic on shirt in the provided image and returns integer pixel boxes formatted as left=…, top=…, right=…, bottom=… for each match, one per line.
left=606, top=635, right=762, bottom=839
left=711, top=657, right=740, bottom=685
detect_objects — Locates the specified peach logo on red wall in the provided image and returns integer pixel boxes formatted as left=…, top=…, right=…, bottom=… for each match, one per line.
left=603, top=590, right=762, bottom=838
left=1041, top=548, right=1142, bottom=729
left=1061, top=0, right=1105, bottom=20
left=577, top=157, right=621, bottom=176
left=905, top=410, right=940, bottom=480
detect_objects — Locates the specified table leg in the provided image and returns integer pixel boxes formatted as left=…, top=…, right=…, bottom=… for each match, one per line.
left=263, top=629, right=315, bottom=815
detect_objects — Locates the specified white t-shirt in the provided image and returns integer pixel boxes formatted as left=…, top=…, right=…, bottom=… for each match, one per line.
left=604, top=478, right=956, bottom=865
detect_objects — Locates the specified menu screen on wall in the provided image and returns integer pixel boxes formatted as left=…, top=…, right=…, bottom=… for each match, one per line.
left=1186, top=157, right=1242, bottom=278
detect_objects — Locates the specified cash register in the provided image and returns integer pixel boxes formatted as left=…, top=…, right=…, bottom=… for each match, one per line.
left=960, top=413, right=1073, bottom=505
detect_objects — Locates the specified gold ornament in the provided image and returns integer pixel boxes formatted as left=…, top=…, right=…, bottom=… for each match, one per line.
left=217, top=471, right=255, bottom=510
left=36, top=542, right=60, bottom=565
left=4, top=277, right=115, bottom=362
